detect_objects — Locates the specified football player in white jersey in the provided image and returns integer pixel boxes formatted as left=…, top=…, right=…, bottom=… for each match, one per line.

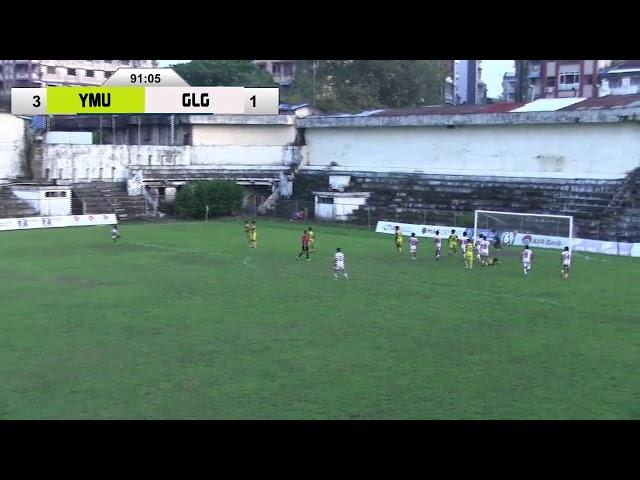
left=521, top=245, right=533, bottom=275
left=561, top=246, right=572, bottom=279
left=460, top=232, right=469, bottom=260
left=433, top=230, right=442, bottom=261
left=479, top=235, right=490, bottom=267
left=409, top=233, right=419, bottom=261
left=111, top=225, right=120, bottom=243
left=334, top=247, right=349, bottom=280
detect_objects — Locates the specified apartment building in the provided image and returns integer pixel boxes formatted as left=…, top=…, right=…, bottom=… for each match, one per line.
left=0, top=60, right=157, bottom=91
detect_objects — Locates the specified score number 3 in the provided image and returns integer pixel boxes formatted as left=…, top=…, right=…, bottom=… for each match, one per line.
left=33, top=95, right=41, bottom=107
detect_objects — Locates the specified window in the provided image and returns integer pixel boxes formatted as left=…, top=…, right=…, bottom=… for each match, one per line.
left=104, top=71, right=112, bottom=78
left=273, top=63, right=281, bottom=75
left=67, top=68, right=76, bottom=76
left=282, top=63, right=293, bottom=76
left=121, top=60, right=130, bottom=65
left=45, top=191, right=67, bottom=197
left=86, top=70, right=94, bottom=77
left=584, top=74, right=593, bottom=85
left=46, top=66, right=56, bottom=74
left=546, top=76, right=556, bottom=87
left=317, top=196, right=334, bottom=204
left=558, top=72, right=580, bottom=90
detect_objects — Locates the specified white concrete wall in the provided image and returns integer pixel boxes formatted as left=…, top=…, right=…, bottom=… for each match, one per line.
left=0, top=114, right=25, bottom=182
left=191, top=124, right=296, bottom=146
left=43, top=144, right=295, bottom=181
left=11, top=187, right=71, bottom=216
left=304, top=123, right=640, bottom=179
left=190, top=145, right=288, bottom=165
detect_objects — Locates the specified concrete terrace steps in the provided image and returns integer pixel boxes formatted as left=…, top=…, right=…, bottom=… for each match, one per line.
left=0, top=187, right=39, bottom=218
left=307, top=171, right=632, bottom=240
left=68, top=181, right=148, bottom=220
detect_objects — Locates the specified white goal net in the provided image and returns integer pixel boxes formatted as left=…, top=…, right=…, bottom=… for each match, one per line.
left=474, top=210, right=574, bottom=253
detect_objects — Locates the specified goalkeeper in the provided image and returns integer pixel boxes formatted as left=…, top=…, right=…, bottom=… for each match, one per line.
left=492, top=230, right=502, bottom=249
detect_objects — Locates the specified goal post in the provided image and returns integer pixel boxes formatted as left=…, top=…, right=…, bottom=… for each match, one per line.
left=474, top=210, right=574, bottom=254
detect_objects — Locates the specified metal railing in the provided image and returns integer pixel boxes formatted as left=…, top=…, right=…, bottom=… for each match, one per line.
left=245, top=199, right=475, bottom=230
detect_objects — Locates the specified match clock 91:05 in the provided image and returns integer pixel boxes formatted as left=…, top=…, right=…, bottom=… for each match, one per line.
left=131, top=73, right=161, bottom=84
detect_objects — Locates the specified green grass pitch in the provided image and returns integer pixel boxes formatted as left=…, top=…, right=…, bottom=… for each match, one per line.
left=1, top=219, right=638, bottom=419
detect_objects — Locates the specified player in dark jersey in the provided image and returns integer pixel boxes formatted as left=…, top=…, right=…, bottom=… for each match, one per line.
left=297, top=230, right=311, bottom=261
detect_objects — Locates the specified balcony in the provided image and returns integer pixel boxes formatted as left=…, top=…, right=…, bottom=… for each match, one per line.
left=558, top=83, right=579, bottom=91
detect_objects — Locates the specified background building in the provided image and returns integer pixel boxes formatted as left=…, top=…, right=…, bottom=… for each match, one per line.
left=599, top=61, right=640, bottom=97
left=454, top=60, right=487, bottom=105
left=0, top=60, right=157, bottom=91
left=501, top=72, right=516, bottom=102
left=253, top=60, right=296, bottom=86
left=515, top=60, right=601, bottom=101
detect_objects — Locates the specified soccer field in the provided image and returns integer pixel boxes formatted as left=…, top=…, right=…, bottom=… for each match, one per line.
left=1, top=219, right=638, bottom=419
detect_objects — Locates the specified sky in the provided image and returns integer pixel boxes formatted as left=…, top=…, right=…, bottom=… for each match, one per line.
left=157, top=59, right=515, bottom=99
left=482, top=60, right=515, bottom=98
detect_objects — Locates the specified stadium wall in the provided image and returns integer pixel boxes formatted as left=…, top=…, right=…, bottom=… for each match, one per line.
left=191, top=124, right=297, bottom=146
left=40, top=144, right=298, bottom=182
left=302, top=123, right=640, bottom=179
left=0, top=114, right=26, bottom=182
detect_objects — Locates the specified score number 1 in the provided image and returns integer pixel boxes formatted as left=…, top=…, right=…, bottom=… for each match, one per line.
left=249, top=95, right=256, bottom=108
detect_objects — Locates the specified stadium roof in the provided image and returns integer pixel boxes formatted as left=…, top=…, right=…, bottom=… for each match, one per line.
left=299, top=95, right=640, bottom=128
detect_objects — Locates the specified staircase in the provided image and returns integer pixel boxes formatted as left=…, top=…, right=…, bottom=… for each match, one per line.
left=0, top=186, right=39, bottom=218
left=257, top=188, right=281, bottom=215
left=599, top=167, right=640, bottom=242
left=69, top=181, right=149, bottom=221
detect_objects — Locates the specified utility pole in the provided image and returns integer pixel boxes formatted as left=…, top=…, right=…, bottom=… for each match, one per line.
left=515, top=60, right=530, bottom=102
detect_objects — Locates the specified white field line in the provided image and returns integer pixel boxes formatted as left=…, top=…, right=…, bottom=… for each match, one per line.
left=243, top=257, right=254, bottom=268
left=126, top=241, right=224, bottom=257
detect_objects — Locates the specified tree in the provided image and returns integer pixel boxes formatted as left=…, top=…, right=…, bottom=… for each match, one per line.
left=282, top=60, right=447, bottom=113
left=175, top=181, right=244, bottom=220
left=172, top=60, right=276, bottom=87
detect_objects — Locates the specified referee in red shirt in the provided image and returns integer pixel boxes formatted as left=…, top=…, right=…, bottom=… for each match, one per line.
left=297, top=230, right=311, bottom=261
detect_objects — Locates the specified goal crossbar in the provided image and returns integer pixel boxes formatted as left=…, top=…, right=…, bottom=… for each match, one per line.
left=473, top=210, right=574, bottom=254
left=474, top=210, right=573, bottom=220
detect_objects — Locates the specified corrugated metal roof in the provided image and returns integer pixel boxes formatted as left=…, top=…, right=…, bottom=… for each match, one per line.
left=559, top=94, right=640, bottom=110
left=510, top=98, right=586, bottom=113
left=368, top=102, right=525, bottom=117
left=601, top=61, right=640, bottom=75
left=303, top=95, right=640, bottom=120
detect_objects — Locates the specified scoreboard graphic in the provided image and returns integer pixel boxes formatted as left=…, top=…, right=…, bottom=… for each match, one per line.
left=11, top=68, right=279, bottom=115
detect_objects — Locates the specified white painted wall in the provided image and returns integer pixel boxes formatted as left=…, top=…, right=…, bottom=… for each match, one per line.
left=190, top=145, right=287, bottom=165
left=304, top=123, right=640, bottom=179
left=0, top=114, right=25, bottom=182
left=43, top=144, right=297, bottom=181
left=11, top=186, right=71, bottom=216
left=191, top=124, right=296, bottom=146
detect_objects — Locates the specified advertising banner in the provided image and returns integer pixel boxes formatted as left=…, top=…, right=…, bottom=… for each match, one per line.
left=0, top=214, right=117, bottom=232
left=377, top=221, right=640, bottom=257
left=375, top=221, right=471, bottom=238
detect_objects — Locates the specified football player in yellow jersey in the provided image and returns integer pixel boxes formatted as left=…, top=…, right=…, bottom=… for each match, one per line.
left=448, top=229, right=459, bottom=257
left=244, top=221, right=251, bottom=246
left=394, top=226, right=403, bottom=254
left=464, top=240, right=475, bottom=269
left=249, top=221, right=257, bottom=248
left=308, top=226, right=316, bottom=252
